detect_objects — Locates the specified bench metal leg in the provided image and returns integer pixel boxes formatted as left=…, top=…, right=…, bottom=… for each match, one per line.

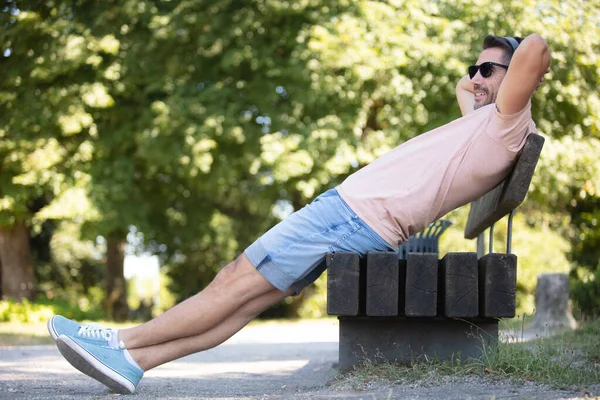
left=338, top=318, right=498, bottom=371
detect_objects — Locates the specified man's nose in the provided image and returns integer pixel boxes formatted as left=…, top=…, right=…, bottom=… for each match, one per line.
left=470, top=72, right=484, bottom=85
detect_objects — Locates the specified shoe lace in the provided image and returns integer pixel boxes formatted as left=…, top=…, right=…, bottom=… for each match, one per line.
left=77, top=324, right=114, bottom=341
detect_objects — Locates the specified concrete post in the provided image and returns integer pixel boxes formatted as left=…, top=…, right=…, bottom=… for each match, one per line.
left=528, top=273, right=577, bottom=335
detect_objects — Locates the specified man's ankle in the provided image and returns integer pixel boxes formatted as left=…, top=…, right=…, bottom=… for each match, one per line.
left=123, top=348, right=144, bottom=371
left=126, top=348, right=147, bottom=371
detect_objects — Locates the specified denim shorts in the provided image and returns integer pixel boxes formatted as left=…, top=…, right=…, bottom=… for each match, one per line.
left=244, top=188, right=397, bottom=294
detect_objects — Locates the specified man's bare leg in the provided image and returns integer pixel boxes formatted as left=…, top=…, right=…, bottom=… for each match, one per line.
left=128, top=288, right=293, bottom=370
left=119, top=253, right=277, bottom=349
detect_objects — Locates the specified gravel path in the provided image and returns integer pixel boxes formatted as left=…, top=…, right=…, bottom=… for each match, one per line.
left=0, top=319, right=595, bottom=399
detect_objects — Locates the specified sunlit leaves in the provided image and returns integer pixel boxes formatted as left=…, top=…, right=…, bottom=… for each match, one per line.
left=81, top=83, right=114, bottom=109
left=58, top=107, right=94, bottom=136
left=35, top=187, right=100, bottom=222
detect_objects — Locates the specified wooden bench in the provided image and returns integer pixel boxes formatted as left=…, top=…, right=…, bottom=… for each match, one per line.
left=326, top=133, right=545, bottom=371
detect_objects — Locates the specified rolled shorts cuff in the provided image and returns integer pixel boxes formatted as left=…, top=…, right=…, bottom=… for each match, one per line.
left=289, top=260, right=327, bottom=295
left=244, top=239, right=296, bottom=292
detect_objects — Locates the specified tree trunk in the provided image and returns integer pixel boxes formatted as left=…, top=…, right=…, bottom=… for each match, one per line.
left=0, top=221, right=36, bottom=300
left=105, top=235, right=129, bottom=321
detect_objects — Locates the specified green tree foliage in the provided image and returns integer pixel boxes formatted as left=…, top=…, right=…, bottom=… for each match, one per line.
left=1, top=0, right=598, bottom=316
left=0, top=1, right=102, bottom=299
left=1, top=2, right=107, bottom=226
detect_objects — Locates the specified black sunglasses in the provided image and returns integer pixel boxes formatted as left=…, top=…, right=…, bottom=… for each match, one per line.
left=468, top=61, right=509, bottom=79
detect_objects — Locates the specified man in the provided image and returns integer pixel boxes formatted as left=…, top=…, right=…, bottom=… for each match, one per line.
left=48, top=33, right=551, bottom=394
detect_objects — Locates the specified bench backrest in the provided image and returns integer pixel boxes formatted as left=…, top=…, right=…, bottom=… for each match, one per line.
left=464, top=133, right=545, bottom=239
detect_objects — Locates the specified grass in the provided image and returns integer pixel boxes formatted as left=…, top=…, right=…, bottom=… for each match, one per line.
left=335, top=318, right=600, bottom=391
left=498, top=313, right=532, bottom=333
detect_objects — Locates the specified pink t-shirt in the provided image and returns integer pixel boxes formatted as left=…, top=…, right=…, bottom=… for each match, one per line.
left=336, top=102, right=537, bottom=247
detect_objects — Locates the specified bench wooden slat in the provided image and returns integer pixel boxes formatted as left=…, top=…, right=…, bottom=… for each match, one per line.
left=440, top=252, right=479, bottom=317
left=326, top=252, right=361, bottom=316
left=405, top=253, right=438, bottom=317
left=366, top=252, right=400, bottom=316
left=464, top=133, right=545, bottom=239
left=398, top=258, right=407, bottom=315
left=479, top=253, right=517, bottom=318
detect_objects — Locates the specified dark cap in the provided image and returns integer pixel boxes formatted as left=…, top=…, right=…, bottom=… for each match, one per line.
left=502, top=37, right=520, bottom=52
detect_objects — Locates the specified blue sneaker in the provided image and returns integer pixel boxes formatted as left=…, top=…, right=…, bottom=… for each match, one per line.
left=56, top=333, right=144, bottom=394
left=47, top=315, right=114, bottom=343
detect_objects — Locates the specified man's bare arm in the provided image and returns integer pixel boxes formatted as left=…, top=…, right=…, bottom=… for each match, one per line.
left=456, top=74, right=475, bottom=117
left=496, top=34, right=551, bottom=115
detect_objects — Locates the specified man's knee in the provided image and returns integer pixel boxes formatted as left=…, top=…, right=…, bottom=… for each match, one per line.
left=212, top=256, right=239, bottom=285
left=211, top=253, right=279, bottom=300
left=212, top=254, right=254, bottom=286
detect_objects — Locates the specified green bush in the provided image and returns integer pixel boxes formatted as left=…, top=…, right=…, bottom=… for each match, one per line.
left=0, top=292, right=105, bottom=323
left=0, top=299, right=54, bottom=323
left=570, top=265, right=600, bottom=319
left=568, top=197, right=600, bottom=318
left=32, top=220, right=106, bottom=311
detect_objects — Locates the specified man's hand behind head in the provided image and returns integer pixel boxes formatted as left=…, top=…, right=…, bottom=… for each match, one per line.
left=456, top=74, right=476, bottom=116
left=496, top=34, right=551, bottom=114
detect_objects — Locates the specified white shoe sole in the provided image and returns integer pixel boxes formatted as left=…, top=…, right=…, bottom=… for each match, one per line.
left=56, top=334, right=136, bottom=394
left=47, top=316, right=59, bottom=341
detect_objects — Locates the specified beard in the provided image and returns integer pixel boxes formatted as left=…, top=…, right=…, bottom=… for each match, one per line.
left=473, top=85, right=495, bottom=110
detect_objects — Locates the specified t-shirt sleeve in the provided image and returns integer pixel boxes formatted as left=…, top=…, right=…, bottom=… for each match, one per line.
left=485, top=101, right=534, bottom=151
